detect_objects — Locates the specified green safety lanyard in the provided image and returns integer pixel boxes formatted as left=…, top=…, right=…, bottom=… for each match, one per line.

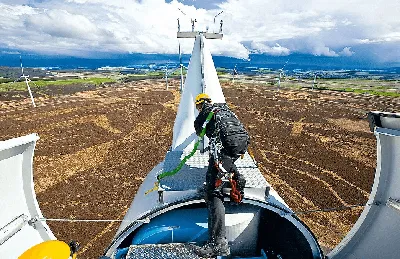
left=145, top=111, right=214, bottom=195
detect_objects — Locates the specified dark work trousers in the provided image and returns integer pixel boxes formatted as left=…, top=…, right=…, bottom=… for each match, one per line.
left=205, top=136, right=248, bottom=244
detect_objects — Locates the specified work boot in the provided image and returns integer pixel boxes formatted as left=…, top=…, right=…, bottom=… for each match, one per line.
left=189, top=239, right=230, bottom=258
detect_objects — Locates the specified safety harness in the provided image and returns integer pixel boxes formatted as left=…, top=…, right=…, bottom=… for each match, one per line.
left=211, top=108, right=243, bottom=204
left=214, top=170, right=243, bottom=203
left=145, top=107, right=244, bottom=204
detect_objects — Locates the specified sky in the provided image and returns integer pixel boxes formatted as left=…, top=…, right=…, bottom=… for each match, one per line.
left=0, top=0, right=399, bottom=65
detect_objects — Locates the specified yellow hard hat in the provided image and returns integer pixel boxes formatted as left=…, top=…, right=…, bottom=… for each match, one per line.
left=195, top=93, right=211, bottom=105
left=19, top=240, right=78, bottom=259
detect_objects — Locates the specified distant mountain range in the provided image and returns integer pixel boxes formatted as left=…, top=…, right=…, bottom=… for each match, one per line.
left=1, top=53, right=399, bottom=79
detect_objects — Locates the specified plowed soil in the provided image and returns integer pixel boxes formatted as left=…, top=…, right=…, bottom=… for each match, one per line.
left=1, top=79, right=398, bottom=258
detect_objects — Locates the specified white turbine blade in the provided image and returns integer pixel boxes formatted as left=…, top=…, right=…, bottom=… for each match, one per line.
left=20, top=56, right=24, bottom=76
left=202, top=37, right=225, bottom=103
left=179, top=42, right=182, bottom=65
left=281, top=59, right=289, bottom=71
left=29, top=79, right=40, bottom=88
left=25, top=78, right=36, bottom=108
left=179, top=42, right=184, bottom=93
left=171, top=36, right=202, bottom=151
left=171, top=35, right=226, bottom=151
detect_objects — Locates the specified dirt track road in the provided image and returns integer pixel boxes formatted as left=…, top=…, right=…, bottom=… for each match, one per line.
left=1, top=79, right=398, bottom=258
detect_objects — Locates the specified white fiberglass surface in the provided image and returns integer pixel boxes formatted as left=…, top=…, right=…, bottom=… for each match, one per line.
left=171, top=35, right=226, bottom=152
left=329, top=127, right=400, bottom=259
left=0, top=134, right=55, bottom=258
left=171, top=36, right=202, bottom=151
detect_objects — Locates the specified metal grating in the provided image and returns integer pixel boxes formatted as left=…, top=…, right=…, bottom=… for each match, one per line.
left=125, top=243, right=202, bottom=259
left=159, top=151, right=269, bottom=191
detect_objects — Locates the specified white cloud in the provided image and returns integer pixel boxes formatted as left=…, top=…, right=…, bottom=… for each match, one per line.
left=1, top=51, right=21, bottom=55
left=341, top=19, right=352, bottom=26
left=0, top=0, right=399, bottom=61
left=357, top=39, right=376, bottom=44
left=339, top=47, right=354, bottom=57
left=208, top=37, right=250, bottom=58
left=250, top=42, right=290, bottom=56
left=312, top=45, right=338, bottom=57
left=24, top=9, right=102, bottom=40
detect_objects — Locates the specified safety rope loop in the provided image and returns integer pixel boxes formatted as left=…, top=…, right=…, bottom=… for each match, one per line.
left=38, top=217, right=150, bottom=224
left=145, top=111, right=215, bottom=195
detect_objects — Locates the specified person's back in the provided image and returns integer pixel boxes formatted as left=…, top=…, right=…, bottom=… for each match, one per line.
left=194, top=102, right=249, bottom=157
left=211, top=103, right=249, bottom=158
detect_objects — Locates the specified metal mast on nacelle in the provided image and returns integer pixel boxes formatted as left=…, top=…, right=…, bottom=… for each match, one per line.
left=176, top=16, right=223, bottom=94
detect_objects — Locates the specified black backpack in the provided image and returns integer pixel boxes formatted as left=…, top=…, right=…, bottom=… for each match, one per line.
left=213, top=104, right=249, bottom=149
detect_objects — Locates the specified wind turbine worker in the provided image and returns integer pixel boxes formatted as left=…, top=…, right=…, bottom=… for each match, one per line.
left=191, top=93, right=249, bottom=257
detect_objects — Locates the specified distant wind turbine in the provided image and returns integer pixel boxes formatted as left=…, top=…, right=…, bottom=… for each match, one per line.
left=179, top=42, right=184, bottom=92
left=278, top=59, right=289, bottom=90
left=165, top=59, right=185, bottom=91
left=232, top=65, right=238, bottom=84
left=176, top=10, right=189, bottom=92
left=312, top=73, right=317, bottom=90
left=14, top=56, right=36, bottom=107
left=165, top=64, right=169, bottom=90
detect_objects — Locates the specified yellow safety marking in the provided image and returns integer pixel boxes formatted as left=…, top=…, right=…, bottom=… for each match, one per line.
left=145, top=181, right=159, bottom=195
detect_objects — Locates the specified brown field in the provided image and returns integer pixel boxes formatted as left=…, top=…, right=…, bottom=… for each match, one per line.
left=1, top=79, right=398, bottom=258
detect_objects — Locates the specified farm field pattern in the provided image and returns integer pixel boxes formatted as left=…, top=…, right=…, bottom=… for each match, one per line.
left=1, top=79, right=398, bottom=258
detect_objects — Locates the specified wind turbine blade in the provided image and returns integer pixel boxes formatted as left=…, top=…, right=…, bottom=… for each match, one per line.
left=172, top=35, right=227, bottom=151
left=281, top=59, right=289, bottom=70
left=24, top=77, right=36, bottom=107
left=179, top=42, right=184, bottom=93
left=179, top=42, right=182, bottom=64
left=29, top=79, right=40, bottom=88
left=20, top=56, right=24, bottom=76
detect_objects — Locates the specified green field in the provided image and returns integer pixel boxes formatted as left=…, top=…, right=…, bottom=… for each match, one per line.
left=1, top=74, right=399, bottom=98
left=0, top=77, right=116, bottom=92
left=314, top=86, right=400, bottom=97
left=310, top=78, right=400, bottom=97
left=220, top=75, right=400, bottom=98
